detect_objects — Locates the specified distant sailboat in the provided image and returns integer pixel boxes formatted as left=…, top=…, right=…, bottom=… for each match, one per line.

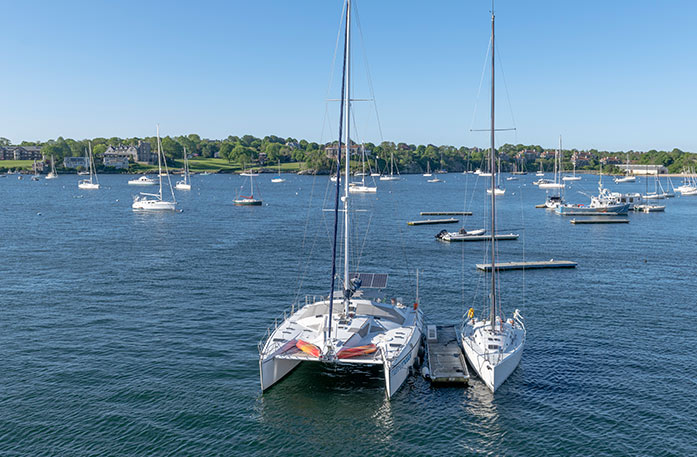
left=423, top=161, right=432, bottom=177
left=78, top=142, right=100, bottom=189
left=461, top=3, right=526, bottom=393
left=538, top=136, right=565, bottom=189
left=614, top=153, right=636, bottom=183
left=234, top=172, right=262, bottom=205
left=132, top=125, right=177, bottom=211
left=175, top=147, right=192, bottom=190
left=271, top=160, right=286, bottom=183
left=379, top=151, right=400, bottom=181
left=348, top=145, right=377, bottom=193
left=45, top=155, right=58, bottom=179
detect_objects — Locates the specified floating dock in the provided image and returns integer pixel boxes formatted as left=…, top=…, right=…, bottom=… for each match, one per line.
left=476, top=260, right=577, bottom=271
left=420, top=211, right=473, bottom=216
left=407, top=218, right=459, bottom=226
left=425, top=325, right=469, bottom=384
left=570, top=218, right=629, bottom=224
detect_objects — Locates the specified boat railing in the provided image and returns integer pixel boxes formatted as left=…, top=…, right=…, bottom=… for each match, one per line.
left=258, top=302, right=302, bottom=355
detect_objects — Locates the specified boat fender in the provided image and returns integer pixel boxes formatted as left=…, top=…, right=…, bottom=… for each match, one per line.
left=413, top=302, right=418, bottom=310
left=467, top=308, right=475, bottom=319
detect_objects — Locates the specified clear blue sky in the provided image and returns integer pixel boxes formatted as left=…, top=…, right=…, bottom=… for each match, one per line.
left=1, top=0, right=696, bottom=152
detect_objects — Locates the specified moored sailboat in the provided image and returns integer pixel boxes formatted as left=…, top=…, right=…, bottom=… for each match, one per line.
left=175, top=146, right=192, bottom=190
left=132, top=126, right=177, bottom=211
left=461, top=4, right=525, bottom=393
left=259, top=0, right=422, bottom=398
left=78, top=142, right=100, bottom=189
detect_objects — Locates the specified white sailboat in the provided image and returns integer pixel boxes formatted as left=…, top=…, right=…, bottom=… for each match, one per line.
left=132, top=126, right=177, bottom=211
left=77, top=149, right=90, bottom=175
left=423, top=161, right=432, bottom=177
left=348, top=145, right=376, bottom=193
left=614, top=153, right=636, bottom=183
left=487, top=157, right=505, bottom=195
left=461, top=4, right=525, bottom=393
left=562, top=155, right=582, bottom=181
left=175, top=147, right=192, bottom=190
left=259, top=0, right=423, bottom=398
left=370, top=157, right=381, bottom=177
left=538, top=136, right=565, bottom=189
left=379, top=151, right=400, bottom=181
left=45, top=155, right=58, bottom=179
left=78, top=142, right=100, bottom=189
left=535, top=161, right=544, bottom=177
left=271, top=160, right=286, bottom=183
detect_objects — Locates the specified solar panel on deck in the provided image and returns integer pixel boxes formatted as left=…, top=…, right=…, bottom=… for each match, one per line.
left=349, top=273, right=388, bottom=289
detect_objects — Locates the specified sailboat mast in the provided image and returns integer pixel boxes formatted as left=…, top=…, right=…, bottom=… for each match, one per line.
left=157, top=125, right=163, bottom=200
left=489, top=2, right=497, bottom=330
left=343, top=0, right=352, bottom=313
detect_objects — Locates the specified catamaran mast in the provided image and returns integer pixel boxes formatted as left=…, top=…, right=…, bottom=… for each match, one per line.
left=343, top=0, right=352, bottom=315
left=326, top=0, right=350, bottom=345
left=489, top=2, right=497, bottom=330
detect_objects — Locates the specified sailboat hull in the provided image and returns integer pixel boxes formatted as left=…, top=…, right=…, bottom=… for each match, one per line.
left=132, top=199, right=177, bottom=211
left=78, top=182, right=100, bottom=189
left=461, top=317, right=525, bottom=392
left=175, top=182, right=191, bottom=190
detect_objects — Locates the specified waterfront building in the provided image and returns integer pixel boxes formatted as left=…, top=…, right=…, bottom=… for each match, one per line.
left=63, top=157, right=88, bottom=169
left=103, top=140, right=153, bottom=164
left=0, top=146, right=43, bottom=160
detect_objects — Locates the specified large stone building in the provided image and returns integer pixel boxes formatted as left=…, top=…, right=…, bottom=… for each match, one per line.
left=103, top=140, right=153, bottom=165
left=0, top=145, right=43, bottom=160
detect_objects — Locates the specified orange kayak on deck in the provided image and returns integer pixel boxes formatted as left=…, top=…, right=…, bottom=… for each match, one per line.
left=296, top=340, right=320, bottom=357
left=337, top=344, right=378, bottom=359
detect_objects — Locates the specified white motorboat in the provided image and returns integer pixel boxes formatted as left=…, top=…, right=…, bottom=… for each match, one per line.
left=132, top=125, right=178, bottom=211
left=45, top=155, right=58, bottom=179
left=555, top=180, right=630, bottom=216
left=78, top=142, right=100, bottom=189
left=175, top=146, right=192, bottom=190
left=259, top=1, right=423, bottom=399
left=128, top=175, right=157, bottom=186
left=461, top=5, right=525, bottom=393
left=427, top=177, right=443, bottom=183
left=634, top=204, right=665, bottom=213
left=486, top=187, right=505, bottom=195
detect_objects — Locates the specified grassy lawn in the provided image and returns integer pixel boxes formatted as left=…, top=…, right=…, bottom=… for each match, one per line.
left=0, top=160, right=34, bottom=170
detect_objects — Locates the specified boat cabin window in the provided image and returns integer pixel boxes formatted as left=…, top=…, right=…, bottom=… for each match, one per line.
left=488, top=344, right=500, bottom=350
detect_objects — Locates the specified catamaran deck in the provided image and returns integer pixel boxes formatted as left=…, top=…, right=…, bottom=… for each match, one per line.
left=425, top=325, right=469, bottom=384
left=476, top=260, right=578, bottom=271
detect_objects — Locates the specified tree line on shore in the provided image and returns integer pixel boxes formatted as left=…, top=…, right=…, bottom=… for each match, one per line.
left=2, top=135, right=695, bottom=174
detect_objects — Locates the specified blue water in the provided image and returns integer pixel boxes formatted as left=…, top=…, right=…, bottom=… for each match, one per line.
left=1, top=173, right=695, bottom=456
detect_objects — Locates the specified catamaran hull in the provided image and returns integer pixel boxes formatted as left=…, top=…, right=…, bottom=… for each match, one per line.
left=260, top=357, right=302, bottom=391
left=384, top=328, right=423, bottom=398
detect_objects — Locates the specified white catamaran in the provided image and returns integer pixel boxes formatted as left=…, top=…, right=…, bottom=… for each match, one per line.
left=132, top=126, right=177, bottom=211
left=78, top=142, right=100, bottom=189
left=461, top=4, right=526, bottom=393
left=259, top=0, right=423, bottom=398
